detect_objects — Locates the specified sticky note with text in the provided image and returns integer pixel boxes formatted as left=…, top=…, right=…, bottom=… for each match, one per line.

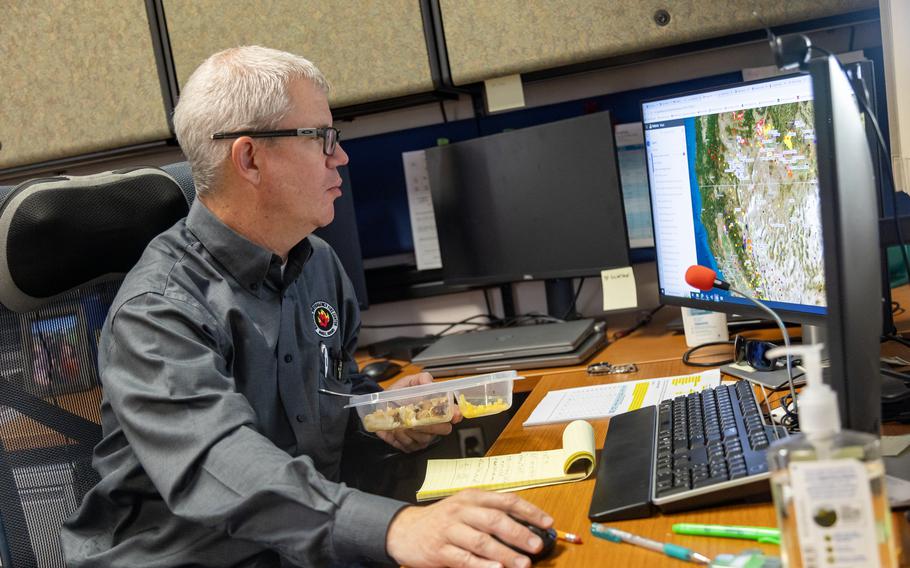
left=601, top=267, right=637, bottom=311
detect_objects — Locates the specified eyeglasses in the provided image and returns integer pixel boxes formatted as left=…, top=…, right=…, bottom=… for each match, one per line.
left=733, top=335, right=781, bottom=371
left=210, top=127, right=341, bottom=156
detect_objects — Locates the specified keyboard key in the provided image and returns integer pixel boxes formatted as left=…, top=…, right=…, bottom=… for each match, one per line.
left=592, top=381, right=774, bottom=520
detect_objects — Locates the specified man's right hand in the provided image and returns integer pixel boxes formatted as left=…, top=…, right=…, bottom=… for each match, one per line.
left=385, top=489, right=553, bottom=568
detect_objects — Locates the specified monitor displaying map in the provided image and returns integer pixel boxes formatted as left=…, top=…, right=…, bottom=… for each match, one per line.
left=642, top=74, right=826, bottom=321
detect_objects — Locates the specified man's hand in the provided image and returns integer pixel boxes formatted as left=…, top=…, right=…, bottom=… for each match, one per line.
left=386, top=490, right=553, bottom=568
left=376, top=372, right=463, bottom=453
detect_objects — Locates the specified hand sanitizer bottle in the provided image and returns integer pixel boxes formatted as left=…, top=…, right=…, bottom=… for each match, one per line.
left=765, top=343, right=897, bottom=567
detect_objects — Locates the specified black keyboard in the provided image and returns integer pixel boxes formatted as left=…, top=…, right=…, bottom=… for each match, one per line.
left=589, top=381, right=785, bottom=521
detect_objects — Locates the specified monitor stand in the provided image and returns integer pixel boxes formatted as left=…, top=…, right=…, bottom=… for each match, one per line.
left=545, top=278, right=578, bottom=320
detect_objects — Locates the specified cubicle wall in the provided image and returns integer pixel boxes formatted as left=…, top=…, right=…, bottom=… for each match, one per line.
left=163, top=0, right=435, bottom=108
left=0, top=1, right=171, bottom=170
left=0, top=0, right=880, bottom=176
left=438, top=0, right=878, bottom=85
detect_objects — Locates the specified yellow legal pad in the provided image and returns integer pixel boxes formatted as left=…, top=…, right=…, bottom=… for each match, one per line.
left=416, top=420, right=595, bottom=501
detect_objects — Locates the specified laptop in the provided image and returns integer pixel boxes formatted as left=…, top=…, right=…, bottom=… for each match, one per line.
left=412, top=319, right=597, bottom=368
left=421, top=323, right=606, bottom=377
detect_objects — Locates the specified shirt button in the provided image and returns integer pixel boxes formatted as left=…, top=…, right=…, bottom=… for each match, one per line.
left=296, top=414, right=305, bottom=422
left=284, top=354, right=293, bottom=363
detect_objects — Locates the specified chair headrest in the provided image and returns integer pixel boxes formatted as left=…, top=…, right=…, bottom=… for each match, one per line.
left=0, top=166, right=190, bottom=312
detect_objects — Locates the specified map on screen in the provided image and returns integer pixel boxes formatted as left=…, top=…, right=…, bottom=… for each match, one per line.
left=691, top=101, right=824, bottom=306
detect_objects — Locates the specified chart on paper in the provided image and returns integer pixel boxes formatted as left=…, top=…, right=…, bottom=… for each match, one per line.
left=523, top=369, right=722, bottom=426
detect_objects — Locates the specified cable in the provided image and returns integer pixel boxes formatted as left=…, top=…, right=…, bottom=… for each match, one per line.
left=803, top=40, right=910, bottom=283
left=483, top=289, right=503, bottom=326
left=883, top=333, right=910, bottom=349
left=560, top=278, right=585, bottom=321
left=439, top=99, right=449, bottom=123
left=681, top=340, right=734, bottom=367
left=855, top=89, right=910, bottom=284
left=500, top=313, right=565, bottom=327
left=612, top=304, right=665, bottom=341
left=808, top=45, right=835, bottom=58
left=881, top=367, right=910, bottom=382
left=433, top=314, right=500, bottom=338
left=725, top=284, right=799, bottom=421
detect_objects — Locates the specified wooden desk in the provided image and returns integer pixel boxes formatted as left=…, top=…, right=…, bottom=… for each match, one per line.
left=488, top=361, right=783, bottom=567
left=480, top=290, right=910, bottom=567
left=362, top=304, right=795, bottom=394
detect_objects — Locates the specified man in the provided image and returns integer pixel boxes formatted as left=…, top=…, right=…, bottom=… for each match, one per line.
left=62, top=46, right=552, bottom=567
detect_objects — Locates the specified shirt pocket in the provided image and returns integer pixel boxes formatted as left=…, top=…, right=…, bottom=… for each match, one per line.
left=318, top=351, right=352, bottom=441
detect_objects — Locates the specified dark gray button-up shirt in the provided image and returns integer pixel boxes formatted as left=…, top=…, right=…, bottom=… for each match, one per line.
left=62, top=200, right=406, bottom=567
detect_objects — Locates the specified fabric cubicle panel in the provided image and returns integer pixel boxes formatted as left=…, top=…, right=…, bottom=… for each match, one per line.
left=163, top=0, right=435, bottom=108
left=0, top=1, right=171, bottom=169
left=438, top=0, right=878, bottom=86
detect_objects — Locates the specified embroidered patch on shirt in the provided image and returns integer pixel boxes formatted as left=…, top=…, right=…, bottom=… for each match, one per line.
left=312, top=301, right=339, bottom=337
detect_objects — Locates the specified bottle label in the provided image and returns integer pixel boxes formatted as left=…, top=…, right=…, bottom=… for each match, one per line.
left=790, top=459, right=881, bottom=567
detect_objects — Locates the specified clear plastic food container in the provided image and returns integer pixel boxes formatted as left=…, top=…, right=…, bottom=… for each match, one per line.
left=346, top=370, right=522, bottom=432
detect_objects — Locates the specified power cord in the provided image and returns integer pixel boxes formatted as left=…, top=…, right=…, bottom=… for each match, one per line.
left=681, top=340, right=734, bottom=367
left=560, top=278, right=586, bottom=321
left=612, top=304, right=665, bottom=341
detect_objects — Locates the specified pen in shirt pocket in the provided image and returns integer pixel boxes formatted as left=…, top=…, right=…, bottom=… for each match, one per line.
left=332, top=348, right=344, bottom=380
left=320, top=342, right=329, bottom=379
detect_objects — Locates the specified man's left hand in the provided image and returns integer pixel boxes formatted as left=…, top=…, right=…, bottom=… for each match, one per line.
left=376, top=372, right=462, bottom=453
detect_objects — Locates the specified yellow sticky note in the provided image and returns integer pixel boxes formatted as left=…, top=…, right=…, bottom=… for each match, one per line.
left=601, top=267, right=638, bottom=311
left=484, top=74, right=525, bottom=113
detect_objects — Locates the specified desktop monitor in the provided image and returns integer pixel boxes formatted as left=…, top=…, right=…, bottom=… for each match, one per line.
left=810, top=55, right=882, bottom=434
left=643, top=63, right=882, bottom=433
left=161, top=161, right=369, bottom=309
left=424, top=111, right=631, bottom=318
left=312, top=166, right=369, bottom=309
left=643, top=73, right=826, bottom=325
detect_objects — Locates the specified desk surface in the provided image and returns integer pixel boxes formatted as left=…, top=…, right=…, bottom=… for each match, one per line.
left=367, top=305, right=759, bottom=393
left=489, top=361, right=783, bottom=567
left=476, top=290, right=910, bottom=567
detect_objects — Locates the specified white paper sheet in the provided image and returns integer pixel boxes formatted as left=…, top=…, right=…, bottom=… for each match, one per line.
left=403, top=149, right=443, bottom=270
left=523, top=369, right=722, bottom=426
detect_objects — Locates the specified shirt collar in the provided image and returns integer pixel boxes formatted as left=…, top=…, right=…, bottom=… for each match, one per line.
left=186, top=200, right=312, bottom=295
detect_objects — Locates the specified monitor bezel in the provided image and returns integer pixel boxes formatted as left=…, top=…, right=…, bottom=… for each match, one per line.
left=427, top=110, right=632, bottom=289
left=641, top=72, right=827, bottom=326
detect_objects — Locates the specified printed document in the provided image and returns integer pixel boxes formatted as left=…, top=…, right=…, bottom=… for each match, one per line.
left=523, top=369, right=722, bottom=426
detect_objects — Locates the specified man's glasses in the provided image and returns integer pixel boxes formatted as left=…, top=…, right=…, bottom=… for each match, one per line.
left=210, top=127, right=341, bottom=156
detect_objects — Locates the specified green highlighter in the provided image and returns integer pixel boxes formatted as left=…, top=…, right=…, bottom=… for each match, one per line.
left=672, top=523, right=781, bottom=545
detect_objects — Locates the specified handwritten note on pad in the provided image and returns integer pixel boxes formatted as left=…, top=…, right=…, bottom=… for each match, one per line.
left=416, top=420, right=595, bottom=501
left=523, top=369, right=722, bottom=427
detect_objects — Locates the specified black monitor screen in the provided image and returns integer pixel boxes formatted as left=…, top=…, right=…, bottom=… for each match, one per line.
left=313, top=166, right=368, bottom=308
left=161, top=161, right=368, bottom=308
left=642, top=74, right=826, bottom=323
left=425, top=111, right=630, bottom=286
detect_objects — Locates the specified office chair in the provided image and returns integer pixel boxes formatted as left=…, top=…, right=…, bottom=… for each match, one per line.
left=0, top=166, right=189, bottom=567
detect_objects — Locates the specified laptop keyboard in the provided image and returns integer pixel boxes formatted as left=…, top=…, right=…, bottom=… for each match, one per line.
left=589, top=381, right=784, bottom=521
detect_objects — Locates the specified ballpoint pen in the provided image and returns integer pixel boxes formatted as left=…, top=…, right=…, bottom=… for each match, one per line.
left=591, top=523, right=711, bottom=565
left=672, top=523, right=781, bottom=545
left=555, top=529, right=582, bottom=544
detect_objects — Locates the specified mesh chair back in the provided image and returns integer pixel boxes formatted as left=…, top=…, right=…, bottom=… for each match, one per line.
left=0, top=282, right=119, bottom=568
left=0, top=168, right=189, bottom=567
